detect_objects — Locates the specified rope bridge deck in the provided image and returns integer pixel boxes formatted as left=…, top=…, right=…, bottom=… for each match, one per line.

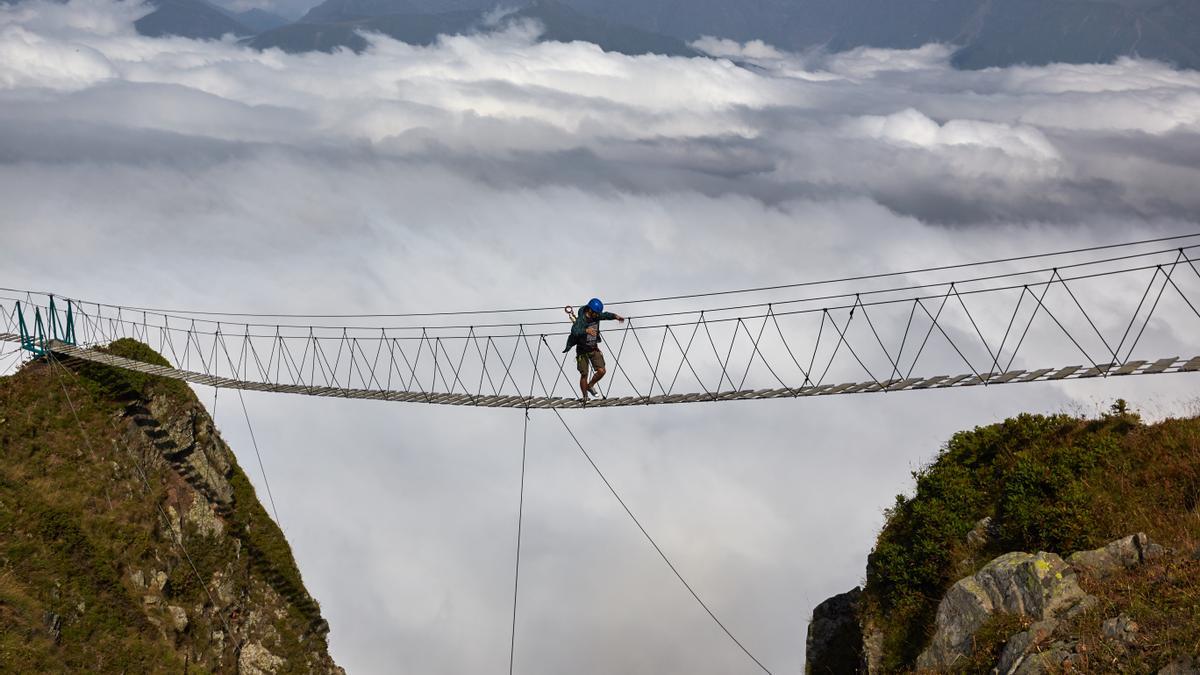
left=3, top=334, right=1195, bottom=409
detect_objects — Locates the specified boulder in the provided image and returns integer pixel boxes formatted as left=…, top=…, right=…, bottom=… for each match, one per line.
left=43, top=611, right=62, bottom=644
left=994, top=619, right=1057, bottom=674
left=916, top=552, right=1092, bottom=670
left=1101, top=613, right=1138, bottom=645
left=150, top=570, right=168, bottom=593
left=1007, top=640, right=1089, bottom=674
left=186, top=496, right=224, bottom=538
left=167, top=605, right=189, bottom=633
left=806, top=587, right=863, bottom=674
left=1068, top=533, right=1163, bottom=578
left=1009, top=643, right=1072, bottom=675
left=239, top=641, right=285, bottom=674
left=966, top=516, right=995, bottom=550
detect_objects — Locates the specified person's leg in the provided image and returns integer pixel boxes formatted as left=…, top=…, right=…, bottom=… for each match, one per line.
left=577, top=353, right=590, bottom=398
left=587, top=351, right=606, bottom=390
left=588, top=367, right=606, bottom=390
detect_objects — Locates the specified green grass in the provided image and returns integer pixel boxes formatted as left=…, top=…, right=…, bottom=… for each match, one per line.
left=0, top=357, right=186, bottom=671
left=957, top=613, right=1030, bottom=674
left=1060, top=554, right=1200, bottom=671
left=71, top=337, right=192, bottom=403
left=0, top=342, right=334, bottom=671
left=864, top=403, right=1200, bottom=670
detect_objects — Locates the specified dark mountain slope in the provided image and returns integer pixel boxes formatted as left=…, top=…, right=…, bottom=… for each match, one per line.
left=281, top=0, right=1199, bottom=67
left=249, top=9, right=478, bottom=52
left=252, top=0, right=697, bottom=56
left=517, top=0, right=698, bottom=56
left=297, top=0, right=487, bottom=23
left=135, top=0, right=253, bottom=39
left=952, top=0, right=1200, bottom=69
left=233, top=7, right=291, bottom=32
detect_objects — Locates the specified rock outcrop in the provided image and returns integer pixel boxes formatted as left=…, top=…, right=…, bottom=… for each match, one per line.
left=993, top=618, right=1059, bottom=674
left=807, top=410, right=1200, bottom=674
left=0, top=344, right=341, bottom=673
left=915, top=551, right=1093, bottom=670
left=1068, top=532, right=1166, bottom=578
left=808, top=532, right=1178, bottom=674
left=806, top=587, right=863, bottom=674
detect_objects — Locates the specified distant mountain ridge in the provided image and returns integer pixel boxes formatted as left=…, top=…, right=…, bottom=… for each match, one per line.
left=232, top=7, right=290, bottom=32
left=126, top=0, right=1200, bottom=69
left=250, top=0, right=699, bottom=56
left=134, top=0, right=252, bottom=39
left=950, top=0, right=1200, bottom=69
left=562, top=0, right=1200, bottom=68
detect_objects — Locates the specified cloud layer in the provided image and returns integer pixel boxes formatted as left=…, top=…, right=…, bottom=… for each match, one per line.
left=1, top=3, right=1199, bottom=672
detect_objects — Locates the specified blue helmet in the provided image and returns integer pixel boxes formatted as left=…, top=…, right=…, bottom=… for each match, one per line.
left=587, top=298, right=604, bottom=314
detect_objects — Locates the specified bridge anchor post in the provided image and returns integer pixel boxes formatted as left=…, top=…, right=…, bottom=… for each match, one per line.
left=16, top=297, right=76, bottom=357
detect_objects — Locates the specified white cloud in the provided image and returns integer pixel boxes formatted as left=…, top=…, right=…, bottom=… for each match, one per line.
left=0, top=25, right=117, bottom=89
left=1, top=2, right=1199, bottom=673
left=843, top=108, right=1062, bottom=160
left=691, top=36, right=788, bottom=61
left=0, top=0, right=149, bottom=36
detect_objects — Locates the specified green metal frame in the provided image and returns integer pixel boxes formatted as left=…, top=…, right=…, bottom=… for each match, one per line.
left=16, top=297, right=75, bottom=356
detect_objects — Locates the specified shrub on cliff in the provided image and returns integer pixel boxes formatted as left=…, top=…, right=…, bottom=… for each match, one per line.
left=864, top=404, right=1200, bottom=670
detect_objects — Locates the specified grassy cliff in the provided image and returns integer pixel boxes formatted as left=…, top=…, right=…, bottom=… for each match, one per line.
left=862, top=404, right=1200, bottom=672
left=0, top=340, right=340, bottom=672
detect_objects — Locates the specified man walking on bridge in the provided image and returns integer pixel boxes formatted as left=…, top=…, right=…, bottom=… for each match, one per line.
left=564, top=298, right=625, bottom=402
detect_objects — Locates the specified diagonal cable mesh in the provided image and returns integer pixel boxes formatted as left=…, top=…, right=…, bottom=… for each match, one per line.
left=2, top=239, right=1200, bottom=401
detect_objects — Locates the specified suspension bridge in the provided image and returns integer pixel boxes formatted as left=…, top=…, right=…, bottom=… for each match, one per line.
left=4, top=234, right=1200, bottom=408
left=5, top=233, right=1200, bottom=675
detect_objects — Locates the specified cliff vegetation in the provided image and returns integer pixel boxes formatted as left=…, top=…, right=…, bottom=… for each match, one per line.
left=0, top=340, right=341, bottom=673
left=808, top=402, right=1200, bottom=673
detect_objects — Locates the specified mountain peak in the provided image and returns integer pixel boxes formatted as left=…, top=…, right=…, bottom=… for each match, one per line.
left=0, top=341, right=341, bottom=672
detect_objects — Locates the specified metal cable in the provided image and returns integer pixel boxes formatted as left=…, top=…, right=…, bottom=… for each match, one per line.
left=216, top=331, right=286, bottom=530
left=236, top=389, right=284, bottom=531
left=543, top=403, right=772, bottom=674
left=12, top=232, right=1195, bottom=320
left=508, top=410, right=530, bottom=675
left=1123, top=260, right=1180, bottom=363
left=11, top=249, right=1200, bottom=338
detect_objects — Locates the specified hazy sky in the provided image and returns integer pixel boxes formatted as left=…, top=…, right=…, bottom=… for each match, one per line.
left=2, top=2, right=1200, bottom=672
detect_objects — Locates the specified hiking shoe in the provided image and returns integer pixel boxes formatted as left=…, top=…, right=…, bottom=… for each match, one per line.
left=588, top=385, right=599, bottom=397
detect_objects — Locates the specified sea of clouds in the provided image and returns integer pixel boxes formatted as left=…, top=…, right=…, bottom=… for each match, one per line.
left=2, top=1, right=1199, bottom=672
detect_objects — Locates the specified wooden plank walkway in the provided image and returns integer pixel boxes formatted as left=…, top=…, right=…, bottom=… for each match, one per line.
left=2, top=333, right=1196, bottom=410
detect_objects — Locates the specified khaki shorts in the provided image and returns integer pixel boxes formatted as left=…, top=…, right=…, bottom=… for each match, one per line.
left=576, top=349, right=605, bottom=376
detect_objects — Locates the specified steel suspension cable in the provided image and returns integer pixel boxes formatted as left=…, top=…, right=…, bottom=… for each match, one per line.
left=216, top=329, right=286, bottom=529
left=236, top=388, right=284, bottom=530
left=17, top=232, right=1196, bottom=321
left=543, top=403, right=772, bottom=674
left=530, top=337, right=772, bottom=673
left=509, top=410, right=530, bottom=675
left=1123, top=259, right=1181, bottom=362
left=15, top=249, right=1200, bottom=339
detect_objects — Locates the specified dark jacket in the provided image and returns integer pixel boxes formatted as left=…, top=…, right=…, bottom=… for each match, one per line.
left=563, top=306, right=618, bottom=353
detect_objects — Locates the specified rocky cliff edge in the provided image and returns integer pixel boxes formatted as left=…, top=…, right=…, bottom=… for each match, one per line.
left=0, top=340, right=341, bottom=673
